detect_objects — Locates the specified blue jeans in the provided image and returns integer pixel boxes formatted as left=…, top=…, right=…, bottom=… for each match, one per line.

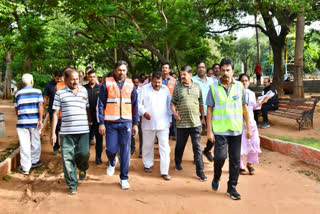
left=105, top=121, right=132, bottom=180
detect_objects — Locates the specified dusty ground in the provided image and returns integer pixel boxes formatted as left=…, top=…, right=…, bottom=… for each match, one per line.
left=0, top=100, right=320, bottom=214
left=0, top=100, right=18, bottom=151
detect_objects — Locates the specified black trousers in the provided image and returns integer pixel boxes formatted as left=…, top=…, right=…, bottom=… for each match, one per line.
left=213, top=135, right=241, bottom=187
left=254, top=104, right=277, bottom=123
left=175, top=126, right=204, bottom=173
left=49, top=113, right=61, bottom=151
left=130, top=121, right=143, bottom=154
left=91, top=122, right=103, bottom=159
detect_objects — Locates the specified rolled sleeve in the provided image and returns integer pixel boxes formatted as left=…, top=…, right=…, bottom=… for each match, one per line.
left=198, top=87, right=203, bottom=106
left=241, top=85, right=247, bottom=105
left=131, top=87, right=139, bottom=125
left=171, top=86, right=178, bottom=105
left=138, top=87, right=147, bottom=116
left=52, top=92, right=61, bottom=110
left=98, top=82, right=107, bottom=125
left=206, top=88, right=215, bottom=107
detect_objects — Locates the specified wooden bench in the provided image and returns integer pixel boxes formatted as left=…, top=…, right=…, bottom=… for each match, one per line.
left=269, top=98, right=319, bottom=131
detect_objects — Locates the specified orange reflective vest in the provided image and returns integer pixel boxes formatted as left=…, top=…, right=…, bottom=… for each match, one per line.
left=104, top=77, right=134, bottom=121
left=165, top=76, right=176, bottom=96
left=56, top=81, right=66, bottom=117
left=56, top=81, right=66, bottom=91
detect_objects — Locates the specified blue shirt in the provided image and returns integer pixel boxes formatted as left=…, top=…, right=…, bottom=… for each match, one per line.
left=98, top=76, right=139, bottom=125
left=15, top=86, right=43, bottom=128
left=192, top=75, right=213, bottom=116
left=162, top=75, right=177, bottom=86
left=206, top=78, right=247, bottom=136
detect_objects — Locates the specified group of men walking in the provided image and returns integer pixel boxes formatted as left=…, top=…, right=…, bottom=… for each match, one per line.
left=15, top=57, right=254, bottom=200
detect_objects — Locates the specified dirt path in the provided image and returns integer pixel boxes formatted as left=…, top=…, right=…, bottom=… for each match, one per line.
left=0, top=100, right=319, bottom=214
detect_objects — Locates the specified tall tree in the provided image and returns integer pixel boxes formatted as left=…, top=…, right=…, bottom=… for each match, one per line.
left=206, top=0, right=318, bottom=96
left=62, top=0, right=209, bottom=67
left=293, top=12, right=305, bottom=98
left=254, top=13, right=260, bottom=64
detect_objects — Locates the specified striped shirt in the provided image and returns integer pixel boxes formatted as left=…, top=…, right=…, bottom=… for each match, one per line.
left=171, top=81, right=203, bottom=128
left=14, top=86, right=43, bottom=128
left=52, top=85, right=89, bottom=135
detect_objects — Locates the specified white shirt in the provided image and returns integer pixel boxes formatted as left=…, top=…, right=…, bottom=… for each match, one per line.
left=138, top=84, right=172, bottom=130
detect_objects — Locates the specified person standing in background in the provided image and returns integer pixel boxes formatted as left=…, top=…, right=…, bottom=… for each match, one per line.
left=254, top=63, right=262, bottom=86
left=191, top=61, right=214, bottom=162
left=44, top=70, right=63, bottom=155
left=84, top=70, right=103, bottom=165
left=161, top=62, right=177, bottom=140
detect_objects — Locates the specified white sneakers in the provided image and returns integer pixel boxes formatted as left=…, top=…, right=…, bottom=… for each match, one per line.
left=120, top=179, right=130, bottom=190
left=106, top=157, right=130, bottom=190
left=106, top=157, right=118, bottom=176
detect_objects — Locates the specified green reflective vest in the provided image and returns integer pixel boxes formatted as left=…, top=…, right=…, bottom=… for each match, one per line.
left=211, top=80, right=243, bottom=133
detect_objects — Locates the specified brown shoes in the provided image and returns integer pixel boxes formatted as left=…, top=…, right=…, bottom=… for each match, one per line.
left=161, top=174, right=171, bottom=181
left=144, top=167, right=152, bottom=173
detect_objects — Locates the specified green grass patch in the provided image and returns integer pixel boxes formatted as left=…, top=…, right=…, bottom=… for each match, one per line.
left=265, top=135, right=320, bottom=150
left=36, top=169, right=45, bottom=174
left=2, top=175, right=11, bottom=181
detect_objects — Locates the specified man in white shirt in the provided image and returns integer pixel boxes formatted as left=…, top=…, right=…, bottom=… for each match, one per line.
left=139, top=71, right=172, bottom=180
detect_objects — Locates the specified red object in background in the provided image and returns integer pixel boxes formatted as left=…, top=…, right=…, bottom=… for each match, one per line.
left=255, top=65, right=262, bottom=76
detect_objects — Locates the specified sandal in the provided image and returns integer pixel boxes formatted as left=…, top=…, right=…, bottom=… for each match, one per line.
left=239, top=169, right=247, bottom=175
left=247, top=166, right=255, bottom=175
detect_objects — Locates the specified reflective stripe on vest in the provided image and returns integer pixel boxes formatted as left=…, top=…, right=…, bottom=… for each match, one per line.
left=166, top=76, right=176, bottom=96
left=211, top=81, right=243, bottom=133
left=104, top=77, right=133, bottom=121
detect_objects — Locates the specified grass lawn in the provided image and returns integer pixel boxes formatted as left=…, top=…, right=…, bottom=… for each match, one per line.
left=265, top=135, right=320, bottom=150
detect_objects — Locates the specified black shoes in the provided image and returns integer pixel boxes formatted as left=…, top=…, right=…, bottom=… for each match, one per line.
left=175, top=165, right=183, bottom=171
left=79, top=170, right=86, bottom=180
left=96, top=157, right=102, bottom=165
left=31, top=160, right=43, bottom=168
left=52, top=149, right=59, bottom=155
left=202, top=150, right=213, bottom=162
left=227, top=185, right=241, bottom=200
left=196, top=171, right=208, bottom=181
left=211, top=178, right=219, bottom=191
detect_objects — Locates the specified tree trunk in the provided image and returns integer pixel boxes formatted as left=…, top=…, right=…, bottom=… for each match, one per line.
left=244, top=61, right=247, bottom=74
left=255, top=14, right=260, bottom=64
left=271, top=43, right=285, bottom=97
left=293, top=12, right=305, bottom=98
left=3, top=51, right=12, bottom=99
left=24, top=55, right=31, bottom=73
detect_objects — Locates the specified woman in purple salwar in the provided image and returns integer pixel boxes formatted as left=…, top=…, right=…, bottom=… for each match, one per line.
left=238, top=74, right=268, bottom=175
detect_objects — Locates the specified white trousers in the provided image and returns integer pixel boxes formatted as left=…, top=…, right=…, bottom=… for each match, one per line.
left=17, top=128, right=41, bottom=172
left=142, top=129, right=170, bottom=175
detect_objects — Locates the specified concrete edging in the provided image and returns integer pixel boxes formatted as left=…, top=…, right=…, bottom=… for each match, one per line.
left=0, top=147, right=20, bottom=177
left=260, top=135, right=320, bottom=167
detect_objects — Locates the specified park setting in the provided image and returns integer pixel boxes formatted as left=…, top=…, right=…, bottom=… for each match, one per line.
left=0, top=0, right=320, bottom=213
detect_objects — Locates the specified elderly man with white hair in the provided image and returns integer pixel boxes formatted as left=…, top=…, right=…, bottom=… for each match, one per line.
left=15, top=73, right=44, bottom=175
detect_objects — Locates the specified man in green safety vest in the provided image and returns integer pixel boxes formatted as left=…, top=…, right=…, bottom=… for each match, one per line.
left=206, top=57, right=252, bottom=200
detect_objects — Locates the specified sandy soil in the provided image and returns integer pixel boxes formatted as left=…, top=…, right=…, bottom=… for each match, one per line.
left=0, top=100, right=319, bottom=214
left=0, top=100, right=18, bottom=151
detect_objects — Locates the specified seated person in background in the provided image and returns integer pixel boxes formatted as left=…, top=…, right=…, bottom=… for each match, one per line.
left=254, top=78, right=278, bottom=129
